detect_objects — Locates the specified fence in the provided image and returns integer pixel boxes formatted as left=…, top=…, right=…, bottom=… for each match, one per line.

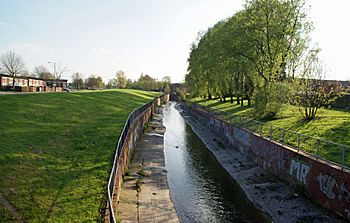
left=188, top=101, right=350, bottom=170
left=105, top=94, right=168, bottom=223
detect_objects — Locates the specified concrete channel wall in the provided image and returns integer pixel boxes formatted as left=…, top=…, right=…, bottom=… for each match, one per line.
left=185, top=103, right=350, bottom=221
left=105, top=94, right=169, bottom=222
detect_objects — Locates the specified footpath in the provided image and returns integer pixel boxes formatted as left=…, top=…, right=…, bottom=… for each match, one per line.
left=117, top=110, right=179, bottom=223
left=178, top=104, right=343, bottom=223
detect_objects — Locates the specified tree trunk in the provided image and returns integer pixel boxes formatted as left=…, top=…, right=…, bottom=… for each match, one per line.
left=236, top=97, right=240, bottom=105
left=241, top=97, right=244, bottom=107
left=230, top=96, right=233, bottom=103
left=223, top=96, right=226, bottom=102
left=304, top=107, right=308, bottom=119
left=247, top=97, right=251, bottom=107
left=12, top=75, right=15, bottom=92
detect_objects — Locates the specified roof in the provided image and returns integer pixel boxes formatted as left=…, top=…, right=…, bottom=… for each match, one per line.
left=0, top=73, right=67, bottom=82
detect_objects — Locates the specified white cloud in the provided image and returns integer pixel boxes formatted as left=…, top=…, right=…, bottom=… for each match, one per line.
left=90, top=47, right=108, bottom=54
left=11, top=43, right=44, bottom=54
left=0, top=21, right=5, bottom=25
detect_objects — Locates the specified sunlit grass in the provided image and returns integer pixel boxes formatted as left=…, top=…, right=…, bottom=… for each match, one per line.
left=0, top=89, right=161, bottom=222
left=190, top=97, right=350, bottom=166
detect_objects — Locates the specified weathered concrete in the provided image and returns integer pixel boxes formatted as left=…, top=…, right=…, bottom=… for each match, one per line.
left=178, top=104, right=343, bottom=223
left=105, top=94, right=170, bottom=222
left=184, top=102, right=350, bottom=221
left=118, top=110, right=179, bottom=223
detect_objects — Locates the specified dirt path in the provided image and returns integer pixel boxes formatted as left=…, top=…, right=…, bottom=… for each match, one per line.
left=0, top=192, right=27, bottom=222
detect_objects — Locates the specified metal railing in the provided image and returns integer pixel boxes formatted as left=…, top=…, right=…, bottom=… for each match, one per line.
left=105, top=95, right=166, bottom=223
left=187, top=101, right=350, bottom=170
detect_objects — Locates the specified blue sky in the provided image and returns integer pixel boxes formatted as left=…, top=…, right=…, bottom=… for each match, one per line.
left=0, top=0, right=349, bottom=82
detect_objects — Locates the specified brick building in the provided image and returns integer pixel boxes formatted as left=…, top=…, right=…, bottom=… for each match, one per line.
left=0, top=74, right=67, bottom=92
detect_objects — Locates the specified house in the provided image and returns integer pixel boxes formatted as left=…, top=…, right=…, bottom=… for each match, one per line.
left=0, top=73, right=67, bottom=92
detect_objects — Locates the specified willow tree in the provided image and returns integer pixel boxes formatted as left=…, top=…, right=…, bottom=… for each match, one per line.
left=186, top=0, right=312, bottom=113
left=240, top=0, right=312, bottom=85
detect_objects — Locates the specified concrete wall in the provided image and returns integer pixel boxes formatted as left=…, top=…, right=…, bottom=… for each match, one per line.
left=105, top=94, right=169, bottom=221
left=185, top=104, right=350, bottom=220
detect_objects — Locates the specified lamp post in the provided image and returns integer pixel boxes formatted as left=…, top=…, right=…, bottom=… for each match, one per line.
left=48, top=61, right=56, bottom=90
left=48, top=61, right=56, bottom=79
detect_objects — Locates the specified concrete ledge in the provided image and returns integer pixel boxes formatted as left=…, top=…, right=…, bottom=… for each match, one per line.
left=179, top=103, right=344, bottom=222
left=118, top=110, right=179, bottom=223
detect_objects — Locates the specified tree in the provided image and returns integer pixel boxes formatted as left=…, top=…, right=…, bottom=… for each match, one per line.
left=33, top=65, right=54, bottom=79
left=137, top=74, right=157, bottom=91
left=55, top=64, right=68, bottom=80
left=85, top=75, right=104, bottom=89
left=72, top=72, right=84, bottom=90
left=292, top=50, right=342, bottom=119
left=126, top=79, right=134, bottom=89
left=33, top=65, right=48, bottom=76
left=38, top=72, right=54, bottom=80
left=106, top=79, right=117, bottom=89
left=185, top=0, right=312, bottom=118
left=161, top=76, right=171, bottom=92
left=0, top=51, right=26, bottom=91
left=115, top=70, right=127, bottom=89
left=21, top=70, right=34, bottom=77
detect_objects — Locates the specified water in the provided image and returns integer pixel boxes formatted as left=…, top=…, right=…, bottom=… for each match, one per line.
left=163, top=102, right=266, bottom=223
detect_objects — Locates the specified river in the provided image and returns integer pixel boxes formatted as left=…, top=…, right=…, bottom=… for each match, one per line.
left=163, top=102, right=265, bottom=223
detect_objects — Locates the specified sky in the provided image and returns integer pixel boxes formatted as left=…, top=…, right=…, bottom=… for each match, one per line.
left=0, top=0, right=349, bottom=83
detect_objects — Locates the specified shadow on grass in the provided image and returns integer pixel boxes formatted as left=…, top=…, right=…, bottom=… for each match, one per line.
left=320, top=121, right=350, bottom=146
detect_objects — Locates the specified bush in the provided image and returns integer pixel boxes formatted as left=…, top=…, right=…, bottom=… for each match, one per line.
left=253, top=82, right=291, bottom=118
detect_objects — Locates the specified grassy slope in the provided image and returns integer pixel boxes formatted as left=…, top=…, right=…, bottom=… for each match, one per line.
left=0, top=90, right=161, bottom=222
left=190, top=98, right=350, bottom=165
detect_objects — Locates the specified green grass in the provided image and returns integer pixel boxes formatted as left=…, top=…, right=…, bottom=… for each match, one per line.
left=0, top=203, right=18, bottom=223
left=0, top=89, right=161, bottom=222
left=190, top=97, right=350, bottom=166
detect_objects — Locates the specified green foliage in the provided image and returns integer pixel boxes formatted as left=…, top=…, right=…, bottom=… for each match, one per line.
left=71, top=72, right=84, bottom=90
left=85, top=75, right=105, bottom=89
left=135, top=74, right=158, bottom=91
left=186, top=0, right=312, bottom=116
left=116, top=70, right=127, bottom=89
left=254, top=82, right=292, bottom=118
left=291, top=50, right=343, bottom=119
left=190, top=97, right=350, bottom=165
left=0, top=89, right=161, bottom=222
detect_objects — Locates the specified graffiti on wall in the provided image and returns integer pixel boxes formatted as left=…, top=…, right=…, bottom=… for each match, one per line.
left=317, top=173, right=350, bottom=202
left=317, top=173, right=350, bottom=219
left=289, top=159, right=310, bottom=184
left=317, top=173, right=337, bottom=199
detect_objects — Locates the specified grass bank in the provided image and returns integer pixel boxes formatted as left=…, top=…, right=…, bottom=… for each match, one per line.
left=190, top=98, right=350, bottom=166
left=0, top=89, right=161, bottom=222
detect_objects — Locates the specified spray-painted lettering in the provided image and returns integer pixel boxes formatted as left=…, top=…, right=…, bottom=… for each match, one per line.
left=289, top=159, right=310, bottom=184
left=317, top=173, right=337, bottom=199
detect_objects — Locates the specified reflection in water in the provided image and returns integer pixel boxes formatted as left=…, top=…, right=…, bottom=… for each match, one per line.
left=163, top=102, right=263, bottom=223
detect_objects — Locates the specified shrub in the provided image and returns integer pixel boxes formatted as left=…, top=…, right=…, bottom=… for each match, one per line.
left=254, top=82, right=291, bottom=118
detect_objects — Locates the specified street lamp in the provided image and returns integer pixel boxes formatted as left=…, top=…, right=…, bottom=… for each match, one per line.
left=48, top=61, right=57, bottom=90
left=48, top=61, right=56, bottom=79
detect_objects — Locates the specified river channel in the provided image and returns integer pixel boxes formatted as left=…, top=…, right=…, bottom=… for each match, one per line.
left=163, top=102, right=266, bottom=223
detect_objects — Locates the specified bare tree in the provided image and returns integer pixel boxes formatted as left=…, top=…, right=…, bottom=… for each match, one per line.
left=292, top=49, right=342, bottom=119
left=53, top=63, right=69, bottom=89
left=0, top=51, right=26, bottom=91
left=33, top=65, right=50, bottom=78
left=72, top=72, right=83, bottom=90
left=55, top=64, right=68, bottom=80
